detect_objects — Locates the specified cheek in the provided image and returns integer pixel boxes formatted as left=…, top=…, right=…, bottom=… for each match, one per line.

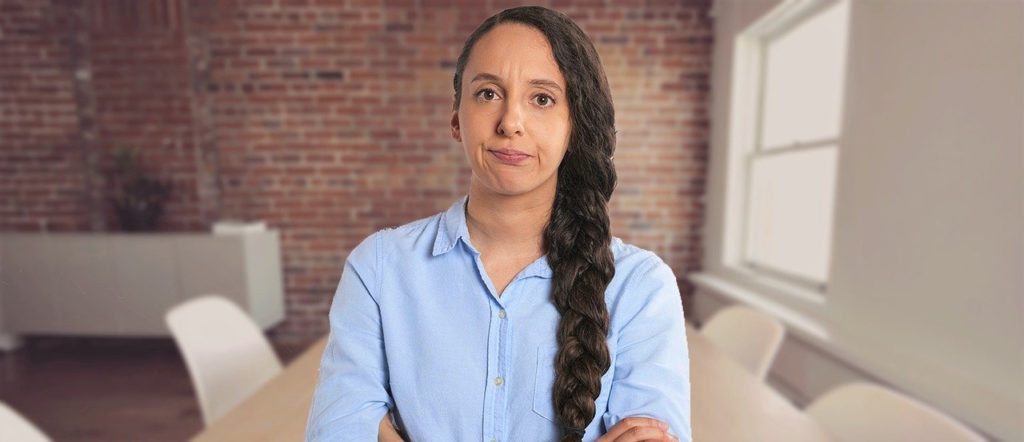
left=546, top=144, right=569, bottom=171
left=460, top=105, right=499, bottom=137
left=537, top=114, right=571, bottom=166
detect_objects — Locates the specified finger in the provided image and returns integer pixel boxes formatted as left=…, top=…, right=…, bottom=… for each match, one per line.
left=612, top=425, right=672, bottom=442
left=377, top=413, right=403, bottom=442
left=603, top=417, right=667, bottom=441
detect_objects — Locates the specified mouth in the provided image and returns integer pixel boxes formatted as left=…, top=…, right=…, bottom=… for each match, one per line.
left=488, top=148, right=531, bottom=165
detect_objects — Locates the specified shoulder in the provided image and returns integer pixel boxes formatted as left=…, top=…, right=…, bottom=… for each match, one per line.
left=609, top=236, right=673, bottom=281
left=605, top=237, right=682, bottom=320
left=348, top=211, right=444, bottom=267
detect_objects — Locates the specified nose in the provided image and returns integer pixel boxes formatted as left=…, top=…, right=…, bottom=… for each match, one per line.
left=497, top=100, right=524, bottom=137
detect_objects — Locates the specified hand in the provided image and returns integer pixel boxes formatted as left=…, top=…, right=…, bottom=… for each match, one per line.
left=596, top=416, right=678, bottom=442
left=378, top=412, right=405, bottom=442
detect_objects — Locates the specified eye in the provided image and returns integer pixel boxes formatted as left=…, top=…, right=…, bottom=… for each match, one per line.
left=476, top=88, right=500, bottom=101
left=533, top=94, right=555, bottom=108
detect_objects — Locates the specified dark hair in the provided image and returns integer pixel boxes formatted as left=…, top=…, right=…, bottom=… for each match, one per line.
left=453, top=7, right=617, bottom=441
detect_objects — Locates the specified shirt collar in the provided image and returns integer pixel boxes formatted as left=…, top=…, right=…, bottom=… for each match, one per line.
left=432, top=195, right=553, bottom=279
left=433, top=195, right=470, bottom=257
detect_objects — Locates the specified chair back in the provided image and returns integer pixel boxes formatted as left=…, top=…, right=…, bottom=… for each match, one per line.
left=701, top=305, right=786, bottom=380
left=805, top=383, right=986, bottom=442
left=166, top=295, right=282, bottom=425
left=0, top=402, right=51, bottom=442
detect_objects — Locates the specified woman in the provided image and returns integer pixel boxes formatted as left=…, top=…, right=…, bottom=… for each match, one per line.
left=306, top=6, right=690, bottom=442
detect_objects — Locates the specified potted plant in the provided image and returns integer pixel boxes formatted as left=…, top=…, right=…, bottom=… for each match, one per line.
left=106, top=147, right=172, bottom=231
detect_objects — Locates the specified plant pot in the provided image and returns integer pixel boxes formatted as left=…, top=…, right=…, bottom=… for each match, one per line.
left=115, top=204, right=164, bottom=231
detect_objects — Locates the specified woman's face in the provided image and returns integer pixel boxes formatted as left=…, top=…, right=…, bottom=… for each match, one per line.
left=452, top=23, right=571, bottom=198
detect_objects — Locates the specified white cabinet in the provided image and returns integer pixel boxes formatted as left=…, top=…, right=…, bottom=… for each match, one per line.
left=0, top=231, right=285, bottom=338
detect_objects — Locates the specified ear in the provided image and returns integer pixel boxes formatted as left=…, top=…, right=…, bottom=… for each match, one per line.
left=450, top=110, right=461, bottom=142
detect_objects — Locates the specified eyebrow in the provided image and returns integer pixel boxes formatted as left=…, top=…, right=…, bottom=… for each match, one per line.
left=470, top=72, right=564, bottom=94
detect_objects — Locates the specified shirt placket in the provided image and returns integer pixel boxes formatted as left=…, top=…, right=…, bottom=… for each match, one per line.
left=470, top=252, right=501, bottom=442
left=491, top=300, right=510, bottom=442
left=481, top=298, right=511, bottom=441
left=472, top=250, right=542, bottom=442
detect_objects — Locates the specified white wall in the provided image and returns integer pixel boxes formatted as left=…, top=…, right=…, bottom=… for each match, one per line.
left=699, top=0, right=1023, bottom=440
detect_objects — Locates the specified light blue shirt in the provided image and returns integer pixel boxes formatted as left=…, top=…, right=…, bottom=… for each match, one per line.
left=306, top=196, right=691, bottom=442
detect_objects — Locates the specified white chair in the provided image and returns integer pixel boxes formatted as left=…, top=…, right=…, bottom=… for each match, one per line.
left=0, top=402, right=51, bottom=442
left=805, top=383, right=986, bottom=442
left=165, top=295, right=282, bottom=425
left=700, top=305, right=785, bottom=380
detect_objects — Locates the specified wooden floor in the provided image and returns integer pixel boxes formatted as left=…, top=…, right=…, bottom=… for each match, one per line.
left=0, top=336, right=307, bottom=442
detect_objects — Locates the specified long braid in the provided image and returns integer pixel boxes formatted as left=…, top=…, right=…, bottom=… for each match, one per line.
left=452, top=7, right=618, bottom=440
left=545, top=12, right=618, bottom=439
left=545, top=165, right=616, bottom=440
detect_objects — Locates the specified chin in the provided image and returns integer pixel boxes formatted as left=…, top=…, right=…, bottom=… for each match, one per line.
left=484, top=177, right=538, bottom=197
left=489, top=184, right=533, bottom=196
left=487, top=175, right=561, bottom=198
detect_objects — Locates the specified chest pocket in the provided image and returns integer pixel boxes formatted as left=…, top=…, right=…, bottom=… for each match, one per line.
left=532, top=344, right=614, bottom=423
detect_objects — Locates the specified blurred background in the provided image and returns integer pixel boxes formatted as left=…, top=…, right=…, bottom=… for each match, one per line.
left=0, top=0, right=1020, bottom=441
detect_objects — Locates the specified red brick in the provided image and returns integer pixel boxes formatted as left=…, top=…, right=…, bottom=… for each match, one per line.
left=2, top=0, right=712, bottom=341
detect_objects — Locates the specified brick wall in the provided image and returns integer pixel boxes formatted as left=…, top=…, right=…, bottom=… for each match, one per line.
left=0, top=0, right=84, bottom=231
left=88, top=0, right=211, bottom=231
left=1, top=0, right=712, bottom=342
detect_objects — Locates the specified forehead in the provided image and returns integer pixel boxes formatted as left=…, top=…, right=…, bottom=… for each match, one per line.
left=464, top=23, right=565, bottom=87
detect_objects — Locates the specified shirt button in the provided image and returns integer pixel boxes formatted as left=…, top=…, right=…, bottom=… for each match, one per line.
left=498, top=309, right=506, bottom=319
left=494, top=376, right=504, bottom=386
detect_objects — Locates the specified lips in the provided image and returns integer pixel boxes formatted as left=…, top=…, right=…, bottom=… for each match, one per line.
left=488, top=148, right=530, bottom=165
left=489, top=148, right=529, bottom=157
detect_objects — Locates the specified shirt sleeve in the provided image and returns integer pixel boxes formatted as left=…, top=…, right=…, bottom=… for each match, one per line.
left=602, top=255, right=693, bottom=441
left=305, top=231, right=394, bottom=441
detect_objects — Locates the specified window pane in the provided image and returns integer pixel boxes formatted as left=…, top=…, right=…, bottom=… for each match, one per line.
left=760, top=0, right=849, bottom=149
left=745, top=146, right=838, bottom=282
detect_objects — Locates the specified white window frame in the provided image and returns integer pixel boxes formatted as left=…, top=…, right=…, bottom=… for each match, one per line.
left=720, top=0, right=849, bottom=302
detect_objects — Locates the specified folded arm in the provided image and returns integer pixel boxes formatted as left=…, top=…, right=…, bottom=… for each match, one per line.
left=602, top=257, right=692, bottom=442
left=306, top=233, right=395, bottom=441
